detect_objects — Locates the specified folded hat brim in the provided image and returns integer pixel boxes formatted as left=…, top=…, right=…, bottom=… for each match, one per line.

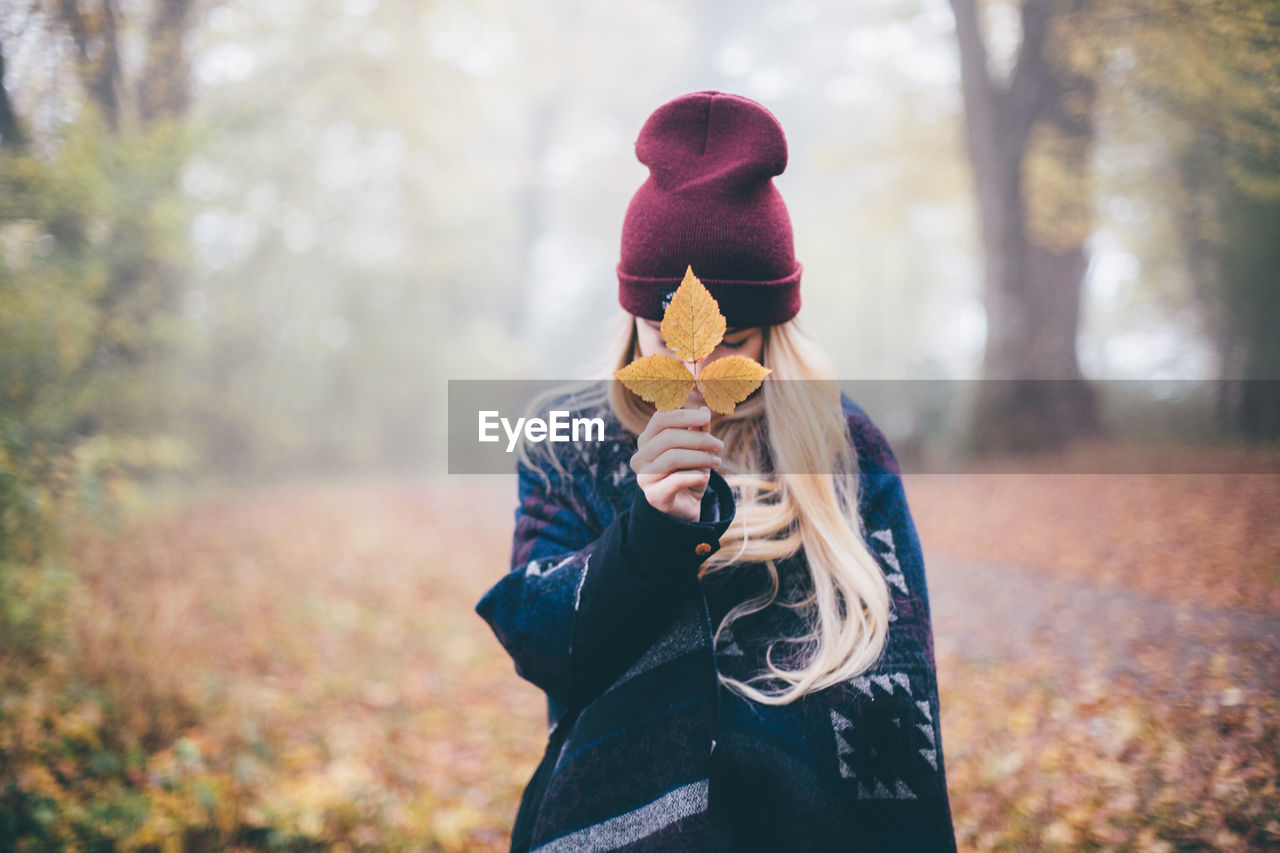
left=618, top=264, right=802, bottom=328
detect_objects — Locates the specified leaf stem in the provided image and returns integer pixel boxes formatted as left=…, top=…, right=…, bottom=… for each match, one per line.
left=690, top=358, right=705, bottom=408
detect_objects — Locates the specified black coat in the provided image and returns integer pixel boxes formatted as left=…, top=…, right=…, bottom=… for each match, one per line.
left=476, top=390, right=958, bottom=851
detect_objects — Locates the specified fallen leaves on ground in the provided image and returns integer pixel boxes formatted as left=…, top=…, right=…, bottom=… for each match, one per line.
left=2, top=449, right=1277, bottom=849
left=3, top=477, right=539, bottom=850
left=905, top=450, right=1280, bottom=614
left=904, top=448, right=1280, bottom=850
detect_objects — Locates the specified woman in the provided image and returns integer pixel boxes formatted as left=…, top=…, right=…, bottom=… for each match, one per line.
left=476, top=91, right=957, bottom=852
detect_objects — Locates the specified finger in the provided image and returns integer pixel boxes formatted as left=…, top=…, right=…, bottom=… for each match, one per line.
left=647, top=470, right=711, bottom=511
left=638, top=406, right=711, bottom=446
left=640, top=407, right=720, bottom=449
left=685, top=403, right=712, bottom=433
left=632, top=427, right=723, bottom=470
left=638, top=447, right=721, bottom=479
left=635, top=457, right=716, bottom=490
left=681, top=403, right=712, bottom=433
left=633, top=422, right=723, bottom=472
left=635, top=446, right=721, bottom=478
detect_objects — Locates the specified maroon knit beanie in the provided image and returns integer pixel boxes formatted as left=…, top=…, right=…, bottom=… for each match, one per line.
left=617, top=91, right=802, bottom=328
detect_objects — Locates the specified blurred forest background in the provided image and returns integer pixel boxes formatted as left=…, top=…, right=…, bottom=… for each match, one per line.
left=1, top=0, right=1278, bottom=849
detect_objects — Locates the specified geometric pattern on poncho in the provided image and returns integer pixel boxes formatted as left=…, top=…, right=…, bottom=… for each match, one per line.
left=868, top=527, right=909, bottom=597
left=830, top=668, right=939, bottom=801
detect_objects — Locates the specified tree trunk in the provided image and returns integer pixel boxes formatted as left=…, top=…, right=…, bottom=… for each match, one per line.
left=58, top=0, right=125, bottom=130
left=950, top=0, right=1100, bottom=453
left=0, top=42, right=26, bottom=150
left=138, top=0, right=193, bottom=123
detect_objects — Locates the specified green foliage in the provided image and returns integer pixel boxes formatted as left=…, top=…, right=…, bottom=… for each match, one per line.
left=0, top=109, right=196, bottom=441
left=0, top=107, right=201, bottom=847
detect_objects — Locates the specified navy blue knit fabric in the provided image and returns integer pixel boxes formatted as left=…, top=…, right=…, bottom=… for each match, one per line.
left=475, top=388, right=957, bottom=852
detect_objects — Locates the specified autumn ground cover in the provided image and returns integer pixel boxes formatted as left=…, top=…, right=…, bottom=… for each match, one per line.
left=2, top=446, right=1278, bottom=850
left=909, top=447, right=1280, bottom=851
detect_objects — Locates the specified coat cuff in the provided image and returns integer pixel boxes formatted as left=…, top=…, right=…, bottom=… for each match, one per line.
left=625, top=469, right=736, bottom=578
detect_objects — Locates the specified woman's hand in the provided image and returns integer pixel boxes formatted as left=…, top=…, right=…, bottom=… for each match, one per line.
left=630, top=405, right=724, bottom=522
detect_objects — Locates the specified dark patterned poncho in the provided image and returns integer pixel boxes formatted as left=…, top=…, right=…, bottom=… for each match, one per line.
left=475, top=389, right=957, bottom=852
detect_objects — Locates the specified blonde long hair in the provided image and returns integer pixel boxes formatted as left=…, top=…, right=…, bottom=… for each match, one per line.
left=518, top=312, right=891, bottom=705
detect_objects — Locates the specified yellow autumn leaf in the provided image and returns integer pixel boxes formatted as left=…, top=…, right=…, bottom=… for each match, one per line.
left=695, top=355, right=772, bottom=414
left=613, top=354, right=696, bottom=411
left=660, top=266, right=726, bottom=363
left=614, top=264, right=770, bottom=415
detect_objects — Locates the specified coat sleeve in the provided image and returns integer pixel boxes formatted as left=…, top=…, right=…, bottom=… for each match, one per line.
left=475, top=450, right=736, bottom=717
